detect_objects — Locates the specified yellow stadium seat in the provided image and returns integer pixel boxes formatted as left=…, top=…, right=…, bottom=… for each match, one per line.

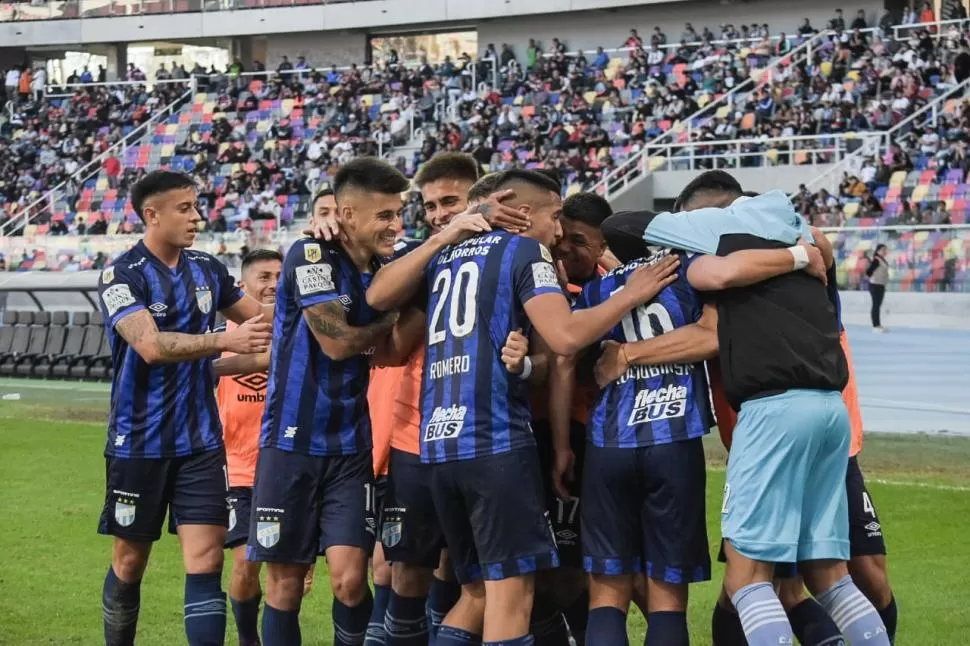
left=203, top=102, right=216, bottom=114
left=697, top=95, right=710, bottom=108
left=165, top=124, right=178, bottom=135
left=765, top=149, right=779, bottom=164
left=648, top=156, right=667, bottom=171
left=107, top=221, right=120, bottom=235
left=24, top=224, right=37, bottom=237
left=889, top=171, right=907, bottom=186
left=263, top=140, right=277, bottom=151
left=820, top=61, right=832, bottom=77
left=846, top=70, right=861, bottom=82
left=161, top=144, right=175, bottom=157
left=513, top=95, right=524, bottom=106
left=715, top=105, right=731, bottom=119
left=360, top=95, right=375, bottom=107
left=843, top=202, right=860, bottom=218
left=194, top=93, right=207, bottom=103
left=583, top=91, right=598, bottom=104
left=281, top=99, right=294, bottom=115
left=330, top=86, right=340, bottom=96
left=256, top=121, right=271, bottom=133
left=911, top=185, right=928, bottom=203
left=217, top=142, right=229, bottom=155
left=604, top=67, right=617, bottom=81
left=564, top=125, right=575, bottom=135
left=566, top=183, right=582, bottom=197
left=96, top=177, right=108, bottom=191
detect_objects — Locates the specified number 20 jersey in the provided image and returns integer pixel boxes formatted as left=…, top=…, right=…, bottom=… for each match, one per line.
left=420, top=231, right=563, bottom=464
left=575, top=251, right=713, bottom=448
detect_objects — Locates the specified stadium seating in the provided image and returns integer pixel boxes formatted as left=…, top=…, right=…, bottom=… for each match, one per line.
left=0, top=309, right=112, bottom=381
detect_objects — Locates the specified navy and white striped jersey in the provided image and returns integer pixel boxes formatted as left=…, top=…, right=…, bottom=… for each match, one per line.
left=260, top=238, right=387, bottom=456
left=576, top=251, right=713, bottom=448
left=98, top=241, right=243, bottom=459
left=420, top=231, right=563, bottom=463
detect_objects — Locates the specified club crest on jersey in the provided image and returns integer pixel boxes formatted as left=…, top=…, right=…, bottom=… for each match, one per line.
left=304, top=243, right=322, bottom=263
left=256, top=520, right=280, bottom=548
left=539, top=244, right=553, bottom=263
left=382, top=521, right=402, bottom=548
left=196, top=288, right=212, bottom=314
left=114, top=500, right=136, bottom=527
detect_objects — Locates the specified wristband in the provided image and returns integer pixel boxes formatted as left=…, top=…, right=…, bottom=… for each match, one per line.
left=789, top=245, right=810, bottom=270
left=518, top=356, right=533, bottom=381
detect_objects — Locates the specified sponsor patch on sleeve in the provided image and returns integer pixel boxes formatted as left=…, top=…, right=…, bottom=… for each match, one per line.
left=102, top=284, right=136, bottom=317
left=295, top=263, right=335, bottom=296
left=531, top=262, right=560, bottom=290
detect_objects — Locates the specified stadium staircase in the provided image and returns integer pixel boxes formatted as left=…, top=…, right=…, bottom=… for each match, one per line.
left=591, top=30, right=835, bottom=204
left=0, top=82, right=195, bottom=238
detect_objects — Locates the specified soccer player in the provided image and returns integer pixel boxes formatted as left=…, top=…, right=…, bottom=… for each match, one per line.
left=641, top=177, right=891, bottom=646
left=366, top=169, right=683, bottom=646
left=250, top=158, right=413, bottom=646
left=97, top=170, right=273, bottom=646
left=213, top=249, right=283, bottom=646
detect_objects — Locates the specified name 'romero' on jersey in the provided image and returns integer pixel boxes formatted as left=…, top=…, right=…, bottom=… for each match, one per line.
left=576, top=251, right=713, bottom=448
left=420, top=231, right=563, bottom=464
left=98, top=241, right=244, bottom=459
left=260, top=238, right=386, bottom=456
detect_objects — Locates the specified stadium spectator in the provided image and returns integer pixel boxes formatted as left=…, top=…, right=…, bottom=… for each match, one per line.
left=866, top=243, right=890, bottom=331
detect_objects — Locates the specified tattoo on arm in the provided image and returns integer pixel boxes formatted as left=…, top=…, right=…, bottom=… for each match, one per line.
left=115, top=309, right=223, bottom=364
left=304, top=300, right=395, bottom=356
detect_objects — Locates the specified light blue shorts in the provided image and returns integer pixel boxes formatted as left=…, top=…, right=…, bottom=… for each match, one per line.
left=722, top=389, right=850, bottom=563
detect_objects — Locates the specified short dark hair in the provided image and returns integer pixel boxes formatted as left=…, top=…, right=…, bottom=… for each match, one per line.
left=532, top=168, right=563, bottom=195
left=493, top=168, right=562, bottom=196
left=414, top=152, right=481, bottom=188
left=312, top=186, right=334, bottom=209
left=130, top=170, right=196, bottom=221
left=241, top=248, right=283, bottom=272
left=673, top=170, right=743, bottom=211
left=562, top=192, right=612, bottom=229
left=467, top=173, right=506, bottom=203
left=333, top=158, right=410, bottom=200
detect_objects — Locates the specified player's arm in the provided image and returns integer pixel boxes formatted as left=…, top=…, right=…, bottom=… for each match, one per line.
left=366, top=210, right=497, bottom=311
left=594, top=303, right=719, bottom=388
left=809, top=226, right=835, bottom=269
left=222, top=295, right=274, bottom=325
left=685, top=244, right=826, bottom=292
left=212, top=350, right=270, bottom=376
left=115, top=310, right=270, bottom=365
left=371, top=306, right=426, bottom=367
left=304, top=301, right=397, bottom=362
left=500, top=329, right=548, bottom=385
left=549, top=352, right=577, bottom=500
left=525, top=256, right=681, bottom=357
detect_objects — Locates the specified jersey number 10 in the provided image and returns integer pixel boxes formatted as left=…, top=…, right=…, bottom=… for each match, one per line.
left=611, top=290, right=675, bottom=343
left=429, top=263, right=481, bottom=345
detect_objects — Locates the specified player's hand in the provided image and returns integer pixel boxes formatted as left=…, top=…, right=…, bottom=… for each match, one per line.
left=623, top=255, right=680, bottom=304
left=303, top=565, right=315, bottom=597
left=437, top=210, right=492, bottom=245
left=800, top=239, right=828, bottom=286
left=303, top=215, right=343, bottom=242
left=594, top=340, right=630, bottom=388
left=599, top=248, right=623, bottom=271
left=501, top=328, right=529, bottom=375
left=222, top=314, right=272, bottom=354
left=477, top=189, right=531, bottom=233
left=552, top=446, right=575, bottom=501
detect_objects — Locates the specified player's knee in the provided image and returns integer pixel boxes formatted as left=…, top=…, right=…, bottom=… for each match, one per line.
left=848, top=555, right=892, bottom=607
left=331, top=563, right=369, bottom=605
left=265, top=565, right=308, bottom=609
left=111, top=538, right=151, bottom=582
left=589, top=573, right=634, bottom=611
left=392, top=562, right=434, bottom=597
left=231, top=559, right=262, bottom=597
left=776, top=577, right=809, bottom=611
left=372, top=555, right=392, bottom=587
left=645, top=577, right=687, bottom=612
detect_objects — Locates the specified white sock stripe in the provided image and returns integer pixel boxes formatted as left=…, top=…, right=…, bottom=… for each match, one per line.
left=738, top=599, right=784, bottom=616
left=830, top=595, right=874, bottom=626
left=184, top=599, right=226, bottom=610
left=743, top=614, right=792, bottom=636
left=740, top=609, right=789, bottom=626
left=183, top=611, right=227, bottom=619
left=837, top=605, right=881, bottom=630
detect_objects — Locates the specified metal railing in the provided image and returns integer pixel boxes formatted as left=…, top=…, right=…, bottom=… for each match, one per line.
left=592, top=29, right=832, bottom=201
left=0, top=83, right=195, bottom=236
left=794, top=77, right=970, bottom=197
left=626, top=132, right=882, bottom=173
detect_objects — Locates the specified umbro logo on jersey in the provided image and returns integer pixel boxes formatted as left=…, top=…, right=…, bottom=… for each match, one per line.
left=232, top=373, right=268, bottom=392
left=149, top=303, right=168, bottom=317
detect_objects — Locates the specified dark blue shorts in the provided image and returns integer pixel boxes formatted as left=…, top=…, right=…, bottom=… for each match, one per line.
left=581, top=438, right=710, bottom=583
left=226, top=486, right=253, bottom=549
left=98, top=448, right=229, bottom=542
left=380, top=449, right=444, bottom=568
left=247, top=447, right=376, bottom=564
left=431, top=448, right=559, bottom=584
left=534, top=419, right=586, bottom=568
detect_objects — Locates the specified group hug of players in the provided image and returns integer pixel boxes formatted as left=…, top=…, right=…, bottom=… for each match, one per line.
left=94, top=152, right=899, bottom=646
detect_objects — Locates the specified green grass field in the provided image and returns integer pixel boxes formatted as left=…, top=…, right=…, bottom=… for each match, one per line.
left=1, top=378, right=969, bottom=644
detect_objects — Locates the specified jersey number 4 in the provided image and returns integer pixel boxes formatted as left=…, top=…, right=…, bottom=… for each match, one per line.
left=429, top=263, right=480, bottom=345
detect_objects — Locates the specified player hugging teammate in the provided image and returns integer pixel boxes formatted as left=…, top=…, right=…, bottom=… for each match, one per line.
left=96, top=162, right=896, bottom=646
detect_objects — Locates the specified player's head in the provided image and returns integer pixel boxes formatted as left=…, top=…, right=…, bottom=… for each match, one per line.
left=558, top=192, right=611, bottom=281
left=333, top=158, right=409, bottom=257
left=414, top=152, right=481, bottom=232
left=131, top=170, right=200, bottom=248
left=467, top=172, right=506, bottom=205
left=601, top=210, right=657, bottom=264
left=674, top=170, right=743, bottom=212
left=309, top=186, right=337, bottom=228
left=491, top=169, right=564, bottom=249
left=240, top=249, right=283, bottom=305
